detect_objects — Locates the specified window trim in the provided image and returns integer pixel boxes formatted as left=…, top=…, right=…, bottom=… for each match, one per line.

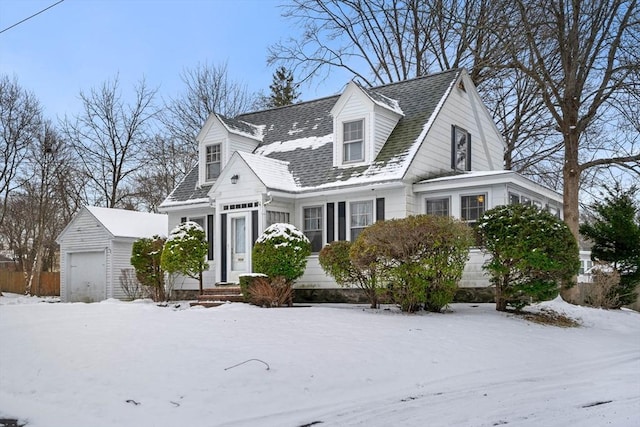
left=205, top=143, right=221, bottom=181
left=303, top=206, right=324, bottom=253
left=342, top=119, right=365, bottom=164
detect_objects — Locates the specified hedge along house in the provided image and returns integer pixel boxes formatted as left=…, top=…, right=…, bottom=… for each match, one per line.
left=57, top=206, right=168, bottom=302
left=159, top=69, right=563, bottom=298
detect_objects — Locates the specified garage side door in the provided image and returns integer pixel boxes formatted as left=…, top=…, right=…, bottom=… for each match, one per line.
left=68, top=251, right=106, bottom=302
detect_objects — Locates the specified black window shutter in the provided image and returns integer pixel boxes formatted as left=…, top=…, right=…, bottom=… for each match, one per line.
left=220, top=213, right=227, bottom=282
left=338, top=202, right=346, bottom=241
left=451, top=125, right=456, bottom=170
left=180, top=217, right=187, bottom=223
left=326, top=202, right=335, bottom=243
left=252, top=210, right=259, bottom=246
left=376, top=198, right=385, bottom=221
left=467, top=133, right=472, bottom=171
left=207, top=214, right=214, bottom=261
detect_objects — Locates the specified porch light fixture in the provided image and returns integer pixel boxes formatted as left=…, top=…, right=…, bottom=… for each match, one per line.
left=231, top=174, right=239, bottom=184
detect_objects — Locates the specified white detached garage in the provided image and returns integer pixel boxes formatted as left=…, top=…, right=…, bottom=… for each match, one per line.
left=57, top=206, right=168, bottom=302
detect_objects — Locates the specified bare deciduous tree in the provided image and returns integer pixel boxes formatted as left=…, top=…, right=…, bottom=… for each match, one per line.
left=0, top=75, right=41, bottom=226
left=498, top=0, right=640, bottom=241
left=161, top=61, right=256, bottom=149
left=269, top=0, right=501, bottom=86
left=62, top=76, right=158, bottom=208
left=134, top=134, right=194, bottom=212
left=0, top=121, right=79, bottom=295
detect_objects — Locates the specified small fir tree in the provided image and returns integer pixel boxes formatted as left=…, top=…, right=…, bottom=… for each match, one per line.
left=161, top=222, right=208, bottom=295
left=579, top=185, right=640, bottom=307
left=477, top=204, right=580, bottom=311
left=130, top=235, right=166, bottom=301
left=267, top=66, right=300, bottom=108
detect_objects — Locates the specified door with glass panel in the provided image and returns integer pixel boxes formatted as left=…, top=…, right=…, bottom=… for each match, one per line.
left=228, top=213, right=248, bottom=282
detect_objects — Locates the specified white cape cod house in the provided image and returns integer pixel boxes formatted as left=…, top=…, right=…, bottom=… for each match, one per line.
left=159, top=69, right=563, bottom=297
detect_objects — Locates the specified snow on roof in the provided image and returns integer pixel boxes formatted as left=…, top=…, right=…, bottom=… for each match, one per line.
left=238, top=152, right=299, bottom=192
left=417, top=170, right=514, bottom=184
left=86, top=206, right=168, bottom=239
left=254, top=134, right=332, bottom=157
left=357, top=83, right=404, bottom=116
left=217, top=114, right=264, bottom=141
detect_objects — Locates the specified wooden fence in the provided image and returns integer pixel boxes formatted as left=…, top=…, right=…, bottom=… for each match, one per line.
left=0, top=271, right=60, bottom=296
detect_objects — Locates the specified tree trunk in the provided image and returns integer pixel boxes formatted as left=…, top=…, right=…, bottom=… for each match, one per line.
left=560, top=132, right=582, bottom=303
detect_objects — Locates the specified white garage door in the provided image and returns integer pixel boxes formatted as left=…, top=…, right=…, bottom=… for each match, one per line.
left=68, top=251, right=106, bottom=302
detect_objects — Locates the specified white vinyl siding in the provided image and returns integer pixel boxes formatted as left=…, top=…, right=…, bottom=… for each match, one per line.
left=404, top=73, right=504, bottom=182
left=373, top=108, right=400, bottom=159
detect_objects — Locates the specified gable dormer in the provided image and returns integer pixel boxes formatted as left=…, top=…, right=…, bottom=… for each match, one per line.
left=330, top=81, right=403, bottom=167
left=196, top=113, right=263, bottom=186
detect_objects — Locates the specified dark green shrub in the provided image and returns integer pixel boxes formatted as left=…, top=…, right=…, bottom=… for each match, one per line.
left=319, top=240, right=382, bottom=308
left=252, top=223, right=311, bottom=283
left=161, top=222, right=208, bottom=294
left=351, top=215, right=473, bottom=312
left=477, top=204, right=580, bottom=311
left=131, top=235, right=166, bottom=301
left=579, top=185, right=640, bottom=307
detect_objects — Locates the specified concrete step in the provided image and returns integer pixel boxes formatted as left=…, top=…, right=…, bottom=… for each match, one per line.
left=197, top=294, right=244, bottom=303
left=189, top=301, right=226, bottom=308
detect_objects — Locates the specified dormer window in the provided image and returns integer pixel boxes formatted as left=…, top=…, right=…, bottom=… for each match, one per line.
left=206, top=144, right=221, bottom=181
left=343, top=120, right=364, bottom=163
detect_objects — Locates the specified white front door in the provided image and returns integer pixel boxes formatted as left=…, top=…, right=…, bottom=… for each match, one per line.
left=228, top=213, right=249, bottom=282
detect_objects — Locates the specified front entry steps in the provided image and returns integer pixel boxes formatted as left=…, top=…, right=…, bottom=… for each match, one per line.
left=190, top=285, right=244, bottom=308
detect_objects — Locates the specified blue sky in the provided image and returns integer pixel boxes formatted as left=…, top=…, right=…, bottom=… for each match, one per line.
left=0, top=0, right=349, bottom=119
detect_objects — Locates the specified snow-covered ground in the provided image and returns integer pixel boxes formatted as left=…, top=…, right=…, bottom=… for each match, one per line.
left=1, top=294, right=638, bottom=427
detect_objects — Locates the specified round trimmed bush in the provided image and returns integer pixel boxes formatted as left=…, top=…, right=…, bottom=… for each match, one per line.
left=252, top=223, right=311, bottom=283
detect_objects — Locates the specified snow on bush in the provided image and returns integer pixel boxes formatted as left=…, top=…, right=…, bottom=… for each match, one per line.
left=252, top=223, right=311, bottom=283
left=161, top=221, right=208, bottom=293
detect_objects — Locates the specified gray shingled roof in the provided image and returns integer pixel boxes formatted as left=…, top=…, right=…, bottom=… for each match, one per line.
left=162, top=165, right=212, bottom=206
left=217, top=114, right=263, bottom=140
left=239, top=69, right=460, bottom=188
left=162, top=69, right=461, bottom=204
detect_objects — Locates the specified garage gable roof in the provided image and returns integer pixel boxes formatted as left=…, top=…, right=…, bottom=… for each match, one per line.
left=86, top=206, right=168, bottom=239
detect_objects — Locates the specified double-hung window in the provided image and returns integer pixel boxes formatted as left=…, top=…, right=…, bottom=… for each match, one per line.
left=267, top=211, right=290, bottom=226
left=206, top=144, right=221, bottom=180
left=343, top=120, right=364, bottom=163
left=350, top=200, right=373, bottom=241
left=452, top=126, right=471, bottom=172
left=426, top=198, right=450, bottom=216
left=303, top=206, right=323, bottom=252
left=460, top=194, right=486, bottom=227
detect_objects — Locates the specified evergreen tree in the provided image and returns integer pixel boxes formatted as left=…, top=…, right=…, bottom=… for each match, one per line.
left=267, top=67, right=299, bottom=108
left=131, top=235, right=166, bottom=301
left=161, top=222, right=208, bottom=295
left=580, top=185, right=640, bottom=307
left=478, top=204, right=580, bottom=311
